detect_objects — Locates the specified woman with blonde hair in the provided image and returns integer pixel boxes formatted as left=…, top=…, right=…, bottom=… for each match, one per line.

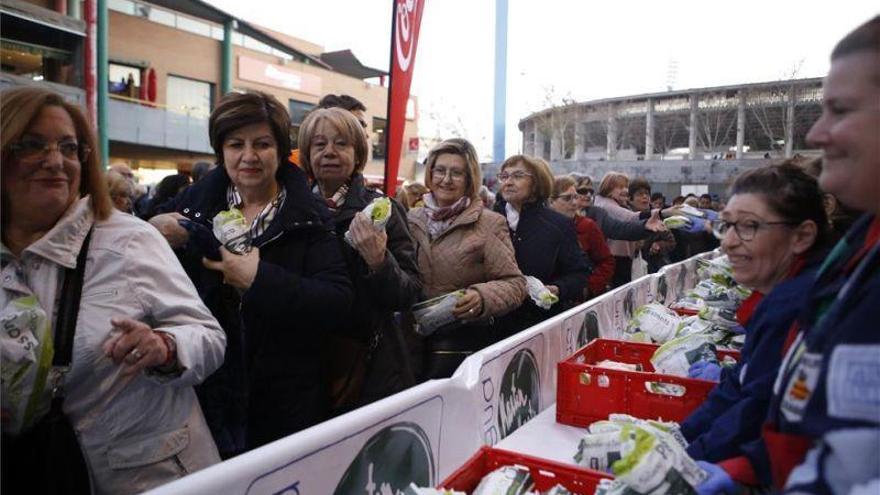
left=298, top=107, right=421, bottom=412
left=1, top=86, right=225, bottom=494
left=494, top=155, right=590, bottom=335
left=408, top=138, right=526, bottom=378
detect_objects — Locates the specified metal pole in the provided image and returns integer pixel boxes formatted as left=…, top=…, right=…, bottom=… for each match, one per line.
left=97, top=0, right=108, bottom=169
left=492, top=0, right=508, bottom=163
left=84, top=0, right=96, bottom=124
left=221, top=19, right=234, bottom=96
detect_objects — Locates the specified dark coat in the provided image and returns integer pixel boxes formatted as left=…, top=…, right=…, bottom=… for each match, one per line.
left=167, top=164, right=353, bottom=453
left=325, top=174, right=422, bottom=408
left=494, top=199, right=591, bottom=335
left=681, top=257, right=821, bottom=463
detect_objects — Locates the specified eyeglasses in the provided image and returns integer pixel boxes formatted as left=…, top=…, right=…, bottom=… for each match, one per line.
left=432, top=166, right=467, bottom=183
left=9, top=137, right=90, bottom=162
left=712, top=219, right=799, bottom=241
left=496, top=171, right=533, bottom=182
left=554, top=193, right=579, bottom=202
left=576, top=188, right=594, bottom=196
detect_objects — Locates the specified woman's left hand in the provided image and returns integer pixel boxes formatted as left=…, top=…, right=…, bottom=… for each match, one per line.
left=103, top=318, right=171, bottom=376
left=349, top=211, right=387, bottom=270
left=202, top=246, right=260, bottom=290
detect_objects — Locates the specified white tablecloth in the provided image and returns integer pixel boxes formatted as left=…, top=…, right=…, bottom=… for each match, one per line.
left=495, top=405, right=588, bottom=467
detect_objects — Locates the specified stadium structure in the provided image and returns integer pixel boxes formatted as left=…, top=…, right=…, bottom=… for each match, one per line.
left=506, top=77, right=824, bottom=198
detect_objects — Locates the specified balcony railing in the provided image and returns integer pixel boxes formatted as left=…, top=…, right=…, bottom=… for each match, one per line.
left=108, top=94, right=211, bottom=153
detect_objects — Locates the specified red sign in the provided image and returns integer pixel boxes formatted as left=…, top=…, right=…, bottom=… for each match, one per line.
left=408, top=137, right=420, bottom=151
left=384, top=0, right=426, bottom=196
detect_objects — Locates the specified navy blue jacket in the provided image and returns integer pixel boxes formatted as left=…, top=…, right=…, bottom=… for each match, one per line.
left=165, top=164, right=353, bottom=452
left=681, top=256, right=821, bottom=462
left=493, top=200, right=591, bottom=334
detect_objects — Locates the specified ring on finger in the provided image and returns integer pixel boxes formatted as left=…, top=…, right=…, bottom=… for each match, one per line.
left=128, top=348, right=144, bottom=362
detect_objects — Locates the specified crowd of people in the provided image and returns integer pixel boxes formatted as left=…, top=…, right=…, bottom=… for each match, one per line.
left=0, top=15, right=876, bottom=495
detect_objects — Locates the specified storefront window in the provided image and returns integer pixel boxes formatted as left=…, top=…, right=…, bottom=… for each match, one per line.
left=289, top=99, right=313, bottom=125
left=109, top=63, right=142, bottom=98
left=167, top=76, right=213, bottom=119
left=0, top=40, right=76, bottom=86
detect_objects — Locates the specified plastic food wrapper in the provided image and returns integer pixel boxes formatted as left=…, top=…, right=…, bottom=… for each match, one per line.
left=525, top=276, right=559, bottom=309
left=574, top=429, right=628, bottom=472
left=596, top=360, right=642, bottom=372
left=678, top=204, right=705, bottom=218
left=695, top=256, right=735, bottom=287
left=662, top=215, right=691, bottom=229
left=212, top=207, right=251, bottom=254
left=669, top=296, right=706, bottom=314
left=343, top=197, right=393, bottom=246
left=698, top=305, right=739, bottom=329
left=674, top=315, right=715, bottom=338
left=412, top=290, right=466, bottom=337
left=472, top=465, right=534, bottom=495
left=624, top=304, right=682, bottom=344
left=404, top=484, right=465, bottom=495
left=543, top=485, right=572, bottom=495
left=650, top=334, right=719, bottom=377
left=611, top=424, right=708, bottom=495
left=644, top=381, right=687, bottom=397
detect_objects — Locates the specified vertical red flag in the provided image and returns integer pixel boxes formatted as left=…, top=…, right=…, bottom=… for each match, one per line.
left=384, top=0, right=426, bottom=196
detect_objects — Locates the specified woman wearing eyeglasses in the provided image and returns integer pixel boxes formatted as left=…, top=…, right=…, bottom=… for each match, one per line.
left=0, top=87, right=225, bottom=494
left=550, top=175, right=614, bottom=297
left=407, top=138, right=526, bottom=379
left=679, top=163, right=831, bottom=470
left=493, top=155, right=590, bottom=336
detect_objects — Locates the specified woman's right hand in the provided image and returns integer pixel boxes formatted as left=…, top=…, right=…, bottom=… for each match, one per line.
left=452, top=289, right=484, bottom=320
left=149, top=212, right=190, bottom=249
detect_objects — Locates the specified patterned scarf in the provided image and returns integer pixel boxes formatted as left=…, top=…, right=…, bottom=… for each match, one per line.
left=423, top=193, right=470, bottom=239
left=226, top=183, right=286, bottom=240
left=313, top=182, right=350, bottom=214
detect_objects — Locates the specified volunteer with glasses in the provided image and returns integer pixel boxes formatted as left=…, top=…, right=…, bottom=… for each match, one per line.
left=550, top=175, right=614, bottom=297
left=149, top=91, right=352, bottom=455
left=0, top=86, right=225, bottom=494
left=679, top=163, right=830, bottom=473
left=697, top=18, right=880, bottom=494
left=494, top=155, right=590, bottom=336
left=408, top=138, right=526, bottom=379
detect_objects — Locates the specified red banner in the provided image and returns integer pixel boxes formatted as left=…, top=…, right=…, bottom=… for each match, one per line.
left=384, top=0, right=426, bottom=196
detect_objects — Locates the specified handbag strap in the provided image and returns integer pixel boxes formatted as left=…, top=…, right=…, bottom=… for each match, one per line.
left=52, top=228, right=92, bottom=367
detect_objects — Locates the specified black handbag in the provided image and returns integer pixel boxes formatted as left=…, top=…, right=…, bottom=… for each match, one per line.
left=1, top=230, right=93, bottom=495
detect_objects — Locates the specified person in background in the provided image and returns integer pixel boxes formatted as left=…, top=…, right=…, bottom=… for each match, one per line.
left=290, top=94, right=368, bottom=167
left=479, top=184, right=496, bottom=210
left=699, top=193, right=714, bottom=210
left=800, top=157, right=861, bottom=241
left=398, top=181, right=430, bottom=210
left=550, top=175, right=614, bottom=297
left=697, top=16, right=880, bottom=494
left=494, top=155, right=590, bottom=335
left=0, top=86, right=225, bottom=494
left=106, top=169, right=134, bottom=213
left=191, top=160, right=216, bottom=183
left=408, top=138, right=526, bottom=379
left=629, top=177, right=676, bottom=273
left=682, top=164, right=830, bottom=467
left=298, top=107, right=421, bottom=413
left=651, top=192, right=666, bottom=210
left=149, top=91, right=352, bottom=455
left=594, top=171, right=649, bottom=287
left=671, top=195, right=686, bottom=206
left=575, top=174, right=667, bottom=245
left=141, top=173, right=190, bottom=220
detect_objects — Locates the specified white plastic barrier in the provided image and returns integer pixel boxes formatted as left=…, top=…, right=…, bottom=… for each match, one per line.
left=147, top=252, right=715, bottom=495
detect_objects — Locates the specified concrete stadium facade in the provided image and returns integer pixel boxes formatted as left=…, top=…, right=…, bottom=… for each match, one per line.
left=508, top=77, right=824, bottom=199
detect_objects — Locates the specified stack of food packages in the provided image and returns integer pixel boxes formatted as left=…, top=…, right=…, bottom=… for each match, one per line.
left=618, top=256, right=748, bottom=378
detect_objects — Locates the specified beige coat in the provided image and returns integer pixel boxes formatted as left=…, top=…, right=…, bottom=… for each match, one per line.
left=408, top=200, right=526, bottom=319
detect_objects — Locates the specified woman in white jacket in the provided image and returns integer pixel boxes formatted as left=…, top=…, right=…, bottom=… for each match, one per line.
left=0, top=87, right=225, bottom=494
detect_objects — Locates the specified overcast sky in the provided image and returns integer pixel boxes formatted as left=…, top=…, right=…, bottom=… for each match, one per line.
left=207, top=0, right=877, bottom=161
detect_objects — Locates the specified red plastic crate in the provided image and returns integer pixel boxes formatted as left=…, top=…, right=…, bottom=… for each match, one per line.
left=440, top=446, right=612, bottom=494
left=556, top=339, right=741, bottom=427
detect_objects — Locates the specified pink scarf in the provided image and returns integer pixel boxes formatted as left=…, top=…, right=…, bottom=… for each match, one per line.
left=423, top=193, right=471, bottom=239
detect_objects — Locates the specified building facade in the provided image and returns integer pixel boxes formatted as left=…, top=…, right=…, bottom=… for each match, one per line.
left=1, top=0, right=419, bottom=185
